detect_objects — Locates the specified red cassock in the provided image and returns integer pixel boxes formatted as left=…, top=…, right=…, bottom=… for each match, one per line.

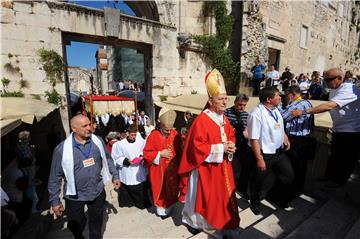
left=143, top=129, right=181, bottom=209
left=178, top=111, right=240, bottom=230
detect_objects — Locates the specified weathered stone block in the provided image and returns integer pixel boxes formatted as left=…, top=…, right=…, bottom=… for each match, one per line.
left=0, top=7, right=15, bottom=24
left=15, top=11, right=51, bottom=28
left=1, top=24, right=27, bottom=40
left=13, top=2, right=33, bottom=14
left=32, top=2, right=51, bottom=16
left=104, top=7, right=120, bottom=37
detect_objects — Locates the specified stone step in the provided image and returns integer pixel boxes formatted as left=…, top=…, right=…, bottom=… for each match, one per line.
left=101, top=202, right=193, bottom=238
left=188, top=198, right=277, bottom=239
left=239, top=199, right=277, bottom=229
left=343, top=216, right=360, bottom=239
left=46, top=198, right=194, bottom=238
left=237, top=195, right=321, bottom=239
left=284, top=198, right=360, bottom=239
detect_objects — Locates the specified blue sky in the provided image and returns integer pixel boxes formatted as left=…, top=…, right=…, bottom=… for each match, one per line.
left=66, top=1, right=135, bottom=68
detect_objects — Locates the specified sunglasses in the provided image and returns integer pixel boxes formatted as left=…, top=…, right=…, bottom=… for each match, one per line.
left=323, top=76, right=338, bottom=82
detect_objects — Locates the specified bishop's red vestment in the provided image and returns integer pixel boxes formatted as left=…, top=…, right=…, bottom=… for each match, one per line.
left=179, top=110, right=240, bottom=230
left=143, top=129, right=181, bottom=209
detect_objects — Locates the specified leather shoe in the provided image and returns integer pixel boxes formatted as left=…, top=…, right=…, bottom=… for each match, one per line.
left=185, top=225, right=200, bottom=235
left=160, top=215, right=170, bottom=220
left=250, top=202, right=261, bottom=215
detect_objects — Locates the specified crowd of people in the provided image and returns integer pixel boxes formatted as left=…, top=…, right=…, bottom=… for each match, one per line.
left=118, top=79, right=144, bottom=92
left=4, top=66, right=358, bottom=239
left=1, top=131, right=41, bottom=238
left=251, top=60, right=360, bottom=100
left=45, top=67, right=359, bottom=239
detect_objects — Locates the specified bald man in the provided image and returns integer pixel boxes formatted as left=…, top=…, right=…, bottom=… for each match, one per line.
left=292, top=68, right=360, bottom=187
left=48, top=115, right=120, bottom=239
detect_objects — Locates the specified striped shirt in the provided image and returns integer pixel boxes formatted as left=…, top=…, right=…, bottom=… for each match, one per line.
left=281, top=98, right=313, bottom=136
left=224, top=106, right=248, bottom=145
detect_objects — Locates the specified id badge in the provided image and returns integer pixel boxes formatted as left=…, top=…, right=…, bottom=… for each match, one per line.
left=83, top=157, right=95, bottom=168
left=274, top=123, right=281, bottom=130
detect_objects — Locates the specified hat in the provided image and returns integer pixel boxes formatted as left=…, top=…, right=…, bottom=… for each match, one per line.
left=205, top=69, right=227, bottom=98
left=158, top=107, right=176, bottom=128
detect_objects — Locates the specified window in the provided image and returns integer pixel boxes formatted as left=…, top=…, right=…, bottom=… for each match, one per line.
left=300, top=25, right=309, bottom=48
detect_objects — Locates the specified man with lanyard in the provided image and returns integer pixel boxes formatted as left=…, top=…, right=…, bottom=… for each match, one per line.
left=292, top=68, right=360, bottom=188
left=48, top=115, right=121, bottom=239
left=224, top=93, right=250, bottom=198
left=247, top=86, right=294, bottom=215
left=179, top=69, right=240, bottom=238
left=280, top=85, right=315, bottom=203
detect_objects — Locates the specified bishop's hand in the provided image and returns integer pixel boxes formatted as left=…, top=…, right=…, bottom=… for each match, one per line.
left=224, top=141, right=236, bottom=154
left=160, top=149, right=173, bottom=159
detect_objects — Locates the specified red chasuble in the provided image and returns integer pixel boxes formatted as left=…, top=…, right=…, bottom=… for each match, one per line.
left=143, top=129, right=181, bottom=209
left=178, top=111, right=240, bottom=230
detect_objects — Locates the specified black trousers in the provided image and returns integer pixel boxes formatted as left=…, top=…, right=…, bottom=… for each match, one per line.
left=326, top=132, right=360, bottom=185
left=248, top=147, right=294, bottom=204
left=117, top=182, right=151, bottom=209
left=285, top=135, right=316, bottom=201
left=232, top=145, right=251, bottom=196
left=65, top=190, right=106, bottom=239
left=252, top=78, right=262, bottom=96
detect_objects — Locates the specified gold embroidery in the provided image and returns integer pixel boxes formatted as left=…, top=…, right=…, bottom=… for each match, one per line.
left=223, top=160, right=238, bottom=214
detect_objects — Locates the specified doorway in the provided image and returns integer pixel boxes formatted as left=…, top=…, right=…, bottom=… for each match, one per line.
left=62, top=32, right=153, bottom=124
left=268, top=48, right=281, bottom=70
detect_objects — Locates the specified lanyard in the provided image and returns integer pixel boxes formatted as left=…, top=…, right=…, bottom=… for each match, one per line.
left=73, top=136, right=93, bottom=158
left=264, top=106, right=279, bottom=123
left=286, top=97, right=304, bottom=110
left=291, top=96, right=302, bottom=104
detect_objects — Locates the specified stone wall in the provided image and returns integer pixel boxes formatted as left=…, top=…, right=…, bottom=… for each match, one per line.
left=241, top=0, right=360, bottom=78
left=0, top=1, right=211, bottom=103
left=1, top=1, right=64, bottom=95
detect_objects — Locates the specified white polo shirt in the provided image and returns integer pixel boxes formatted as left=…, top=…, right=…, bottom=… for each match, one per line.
left=247, top=104, right=285, bottom=154
left=329, top=82, right=360, bottom=132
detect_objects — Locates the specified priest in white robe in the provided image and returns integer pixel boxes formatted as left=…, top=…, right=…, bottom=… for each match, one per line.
left=111, top=124, right=151, bottom=209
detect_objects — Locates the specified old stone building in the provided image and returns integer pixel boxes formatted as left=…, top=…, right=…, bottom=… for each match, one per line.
left=67, top=66, right=96, bottom=93
left=1, top=1, right=359, bottom=119
left=241, top=0, right=360, bottom=78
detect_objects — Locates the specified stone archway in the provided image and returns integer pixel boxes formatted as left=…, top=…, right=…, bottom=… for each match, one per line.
left=125, top=1, right=159, bottom=21
left=62, top=32, right=154, bottom=121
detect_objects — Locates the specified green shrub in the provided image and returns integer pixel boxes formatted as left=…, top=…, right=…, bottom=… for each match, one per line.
left=38, top=48, right=64, bottom=87
left=44, top=89, right=62, bottom=106
left=1, top=77, right=11, bottom=92
left=159, top=95, right=168, bottom=102
left=1, top=91, right=24, bottom=97
left=193, top=1, right=240, bottom=95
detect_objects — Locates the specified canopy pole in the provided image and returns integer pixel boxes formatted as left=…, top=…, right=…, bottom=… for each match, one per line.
left=135, top=91, right=138, bottom=129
